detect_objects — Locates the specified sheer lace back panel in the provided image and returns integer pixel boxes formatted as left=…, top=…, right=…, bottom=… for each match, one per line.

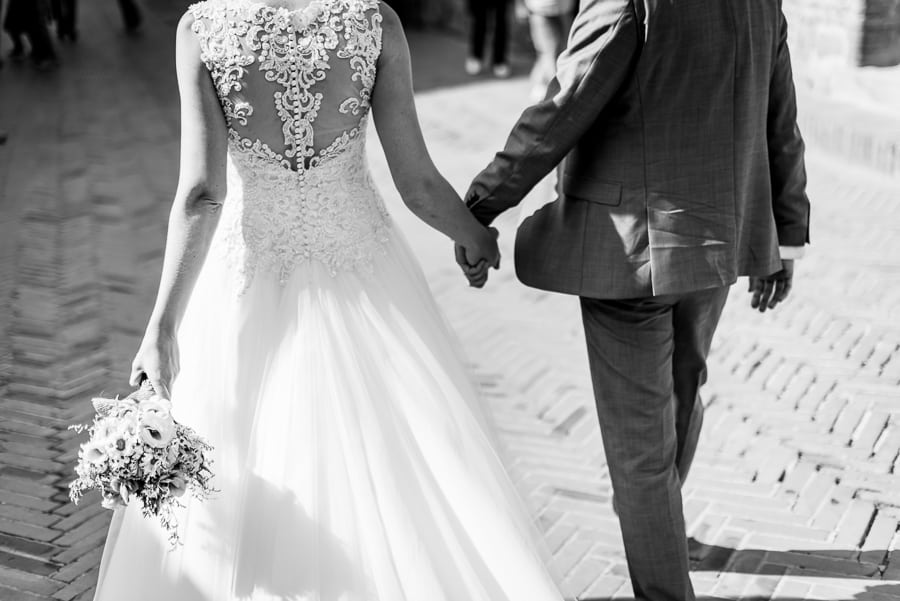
left=188, top=0, right=392, bottom=291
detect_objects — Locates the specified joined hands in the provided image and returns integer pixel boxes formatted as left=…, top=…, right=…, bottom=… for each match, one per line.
left=455, top=227, right=501, bottom=288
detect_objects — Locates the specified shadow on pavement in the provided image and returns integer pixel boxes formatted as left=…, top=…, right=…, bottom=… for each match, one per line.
left=687, top=538, right=893, bottom=578
left=581, top=592, right=900, bottom=601
left=581, top=542, right=898, bottom=601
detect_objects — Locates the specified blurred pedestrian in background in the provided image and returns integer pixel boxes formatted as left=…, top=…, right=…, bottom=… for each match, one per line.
left=466, top=0, right=512, bottom=78
left=0, top=0, right=7, bottom=142
left=3, top=0, right=57, bottom=70
left=0, top=0, right=5, bottom=69
left=51, top=0, right=77, bottom=41
left=522, top=0, right=574, bottom=100
left=44, top=0, right=141, bottom=46
left=117, top=0, right=142, bottom=34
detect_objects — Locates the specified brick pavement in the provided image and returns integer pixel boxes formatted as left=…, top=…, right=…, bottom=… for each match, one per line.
left=1, top=2, right=900, bottom=600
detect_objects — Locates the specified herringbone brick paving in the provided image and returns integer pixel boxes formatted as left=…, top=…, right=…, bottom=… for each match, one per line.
left=1, top=1, right=898, bottom=600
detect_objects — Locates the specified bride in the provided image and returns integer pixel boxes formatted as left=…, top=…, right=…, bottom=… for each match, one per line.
left=93, top=0, right=568, bottom=599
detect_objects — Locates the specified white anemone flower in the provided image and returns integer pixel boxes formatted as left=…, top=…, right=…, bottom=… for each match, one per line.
left=82, top=440, right=109, bottom=466
left=139, top=414, right=176, bottom=449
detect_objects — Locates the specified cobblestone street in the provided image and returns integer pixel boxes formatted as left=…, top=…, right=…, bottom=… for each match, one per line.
left=1, top=2, right=899, bottom=600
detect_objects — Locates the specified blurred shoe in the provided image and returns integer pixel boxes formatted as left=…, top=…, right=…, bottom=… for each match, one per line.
left=492, top=63, right=511, bottom=78
left=464, top=57, right=483, bottom=76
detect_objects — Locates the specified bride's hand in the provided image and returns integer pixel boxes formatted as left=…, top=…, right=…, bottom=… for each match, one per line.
left=455, top=227, right=500, bottom=288
left=130, top=328, right=180, bottom=400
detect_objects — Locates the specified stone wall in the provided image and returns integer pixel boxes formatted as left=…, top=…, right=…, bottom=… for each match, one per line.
left=783, top=0, right=900, bottom=67
left=860, top=0, right=900, bottom=66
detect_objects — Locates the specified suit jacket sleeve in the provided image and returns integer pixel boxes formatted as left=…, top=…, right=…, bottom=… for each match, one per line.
left=767, top=3, right=810, bottom=246
left=465, top=0, right=641, bottom=225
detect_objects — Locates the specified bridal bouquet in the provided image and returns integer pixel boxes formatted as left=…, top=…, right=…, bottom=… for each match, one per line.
left=68, top=380, right=216, bottom=546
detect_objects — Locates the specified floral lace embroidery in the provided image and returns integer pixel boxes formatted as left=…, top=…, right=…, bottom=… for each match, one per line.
left=187, top=0, right=391, bottom=291
left=218, top=130, right=392, bottom=292
left=188, top=4, right=255, bottom=123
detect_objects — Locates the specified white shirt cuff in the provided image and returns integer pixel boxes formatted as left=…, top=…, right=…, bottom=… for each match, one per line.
left=779, top=246, right=806, bottom=260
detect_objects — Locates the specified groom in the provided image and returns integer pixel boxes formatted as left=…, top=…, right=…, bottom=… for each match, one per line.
left=458, top=1, right=809, bottom=600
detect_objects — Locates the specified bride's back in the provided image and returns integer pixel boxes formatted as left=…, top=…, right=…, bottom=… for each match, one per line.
left=188, top=0, right=383, bottom=173
left=187, top=0, right=393, bottom=290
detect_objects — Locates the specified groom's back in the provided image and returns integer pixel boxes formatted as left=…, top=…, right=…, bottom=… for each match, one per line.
left=468, top=0, right=808, bottom=299
left=534, top=0, right=804, bottom=298
left=570, top=0, right=781, bottom=200
left=187, top=0, right=383, bottom=172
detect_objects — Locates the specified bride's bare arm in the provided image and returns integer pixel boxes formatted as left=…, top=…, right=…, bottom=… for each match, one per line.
left=371, top=5, right=498, bottom=265
left=130, top=13, right=228, bottom=396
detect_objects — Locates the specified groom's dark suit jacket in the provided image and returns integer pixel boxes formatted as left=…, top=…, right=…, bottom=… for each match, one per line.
left=466, top=0, right=810, bottom=299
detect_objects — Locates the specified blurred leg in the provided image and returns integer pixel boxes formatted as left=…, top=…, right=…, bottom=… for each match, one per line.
left=558, top=9, right=574, bottom=49
left=580, top=295, right=694, bottom=601
left=4, top=0, right=28, bottom=57
left=24, top=0, right=57, bottom=64
left=528, top=13, right=557, bottom=92
left=57, top=0, right=77, bottom=40
left=491, top=0, right=510, bottom=66
left=9, top=34, right=26, bottom=58
left=117, top=0, right=142, bottom=32
left=468, top=1, right=488, bottom=61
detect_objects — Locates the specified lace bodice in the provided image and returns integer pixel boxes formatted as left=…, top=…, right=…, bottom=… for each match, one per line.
left=188, top=0, right=391, bottom=291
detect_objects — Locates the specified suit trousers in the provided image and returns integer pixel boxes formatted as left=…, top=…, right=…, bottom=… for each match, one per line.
left=580, top=286, right=729, bottom=601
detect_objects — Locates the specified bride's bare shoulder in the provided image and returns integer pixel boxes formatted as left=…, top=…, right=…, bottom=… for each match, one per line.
left=175, top=0, right=226, bottom=56
left=181, top=0, right=228, bottom=24
left=376, top=2, right=408, bottom=63
left=176, top=0, right=231, bottom=44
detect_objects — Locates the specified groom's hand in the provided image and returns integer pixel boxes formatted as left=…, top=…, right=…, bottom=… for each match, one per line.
left=455, top=227, right=500, bottom=288
left=748, top=259, right=794, bottom=312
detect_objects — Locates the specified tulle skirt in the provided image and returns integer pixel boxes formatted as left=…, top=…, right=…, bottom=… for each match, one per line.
left=92, top=228, right=566, bottom=601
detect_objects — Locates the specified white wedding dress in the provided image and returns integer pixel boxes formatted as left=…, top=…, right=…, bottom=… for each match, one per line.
left=93, top=1, right=567, bottom=600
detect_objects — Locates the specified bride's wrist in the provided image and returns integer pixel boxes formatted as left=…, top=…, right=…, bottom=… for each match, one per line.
left=146, top=314, right=177, bottom=338
left=461, top=225, right=490, bottom=252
